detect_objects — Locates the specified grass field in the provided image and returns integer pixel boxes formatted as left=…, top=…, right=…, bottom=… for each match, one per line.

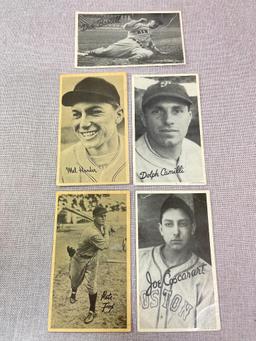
left=49, top=211, right=128, bottom=330
left=77, top=26, right=184, bottom=66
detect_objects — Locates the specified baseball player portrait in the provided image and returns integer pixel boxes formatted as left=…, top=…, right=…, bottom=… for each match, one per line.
left=136, top=192, right=220, bottom=331
left=57, top=73, right=129, bottom=185
left=76, top=12, right=185, bottom=67
left=134, top=75, right=206, bottom=184
left=49, top=192, right=130, bottom=331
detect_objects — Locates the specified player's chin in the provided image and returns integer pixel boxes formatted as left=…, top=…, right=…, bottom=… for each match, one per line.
left=169, top=242, right=185, bottom=250
left=79, top=134, right=103, bottom=148
left=163, top=138, right=182, bottom=147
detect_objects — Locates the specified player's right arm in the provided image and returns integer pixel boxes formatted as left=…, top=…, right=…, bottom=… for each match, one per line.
left=123, top=18, right=147, bottom=30
left=90, top=227, right=110, bottom=250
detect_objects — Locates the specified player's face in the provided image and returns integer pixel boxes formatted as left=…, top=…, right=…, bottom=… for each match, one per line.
left=148, top=20, right=159, bottom=29
left=94, top=213, right=107, bottom=226
left=71, top=102, right=123, bottom=150
left=142, top=98, right=192, bottom=149
left=159, top=208, right=195, bottom=251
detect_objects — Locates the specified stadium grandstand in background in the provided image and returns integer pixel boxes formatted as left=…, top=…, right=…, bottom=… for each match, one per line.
left=78, top=14, right=180, bottom=31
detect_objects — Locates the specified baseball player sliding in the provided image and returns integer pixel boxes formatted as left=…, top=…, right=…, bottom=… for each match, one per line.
left=67, top=206, right=110, bottom=324
left=79, top=18, right=170, bottom=63
left=138, top=195, right=217, bottom=330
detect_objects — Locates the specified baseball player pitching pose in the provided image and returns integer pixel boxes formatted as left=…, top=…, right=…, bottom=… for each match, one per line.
left=138, top=195, right=217, bottom=330
left=67, top=206, right=110, bottom=324
left=79, top=18, right=169, bottom=63
left=135, top=81, right=205, bottom=184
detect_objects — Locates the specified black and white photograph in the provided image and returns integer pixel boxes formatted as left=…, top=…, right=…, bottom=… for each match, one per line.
left=136, top=191, right=220, bottom=332
left=48, top=191, right=131, bottom=332
left=133, top=74, right=206, bottom=185
left=56, top=73, right=129, bottom=186
left=75, top=12, right=185, bottom=68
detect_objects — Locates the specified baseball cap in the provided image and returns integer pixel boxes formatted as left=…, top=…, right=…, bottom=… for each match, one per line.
left=93, top=206, right=107, bottom=217
left=62, top=77, right=120, bottom=106
left=142, top=81, right=193, bottom=108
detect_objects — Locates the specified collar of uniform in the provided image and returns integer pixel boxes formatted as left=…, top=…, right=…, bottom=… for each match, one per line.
left=74, top=134, right=125, bottom=172
left=153, top=245, right=198, bottom=277
left=136, top=134, right=178, bottom=169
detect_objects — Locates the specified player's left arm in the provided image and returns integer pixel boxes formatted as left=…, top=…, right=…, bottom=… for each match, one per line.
left=148, top=39, right=170, bottom=55
left=196, top=266, right=217, bottom=329
left=151, top=42, right=170, bottom=55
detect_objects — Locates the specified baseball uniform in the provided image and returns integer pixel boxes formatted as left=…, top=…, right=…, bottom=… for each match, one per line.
left=69, top=222, right=109, bottom=295
left=59, top=135, right=127, bottom=184
left=88, top=19, right=156, bottom=61
left=138, top=245, right=217, bottom=330
left=135, top=133, right=205, bottom=183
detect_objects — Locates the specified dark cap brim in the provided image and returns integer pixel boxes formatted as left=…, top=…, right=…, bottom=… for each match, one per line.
left=62, top=91, right=119, bottom=106
left=143, top=92, right=193, bottom=108
left=93, top=208, right=108, bottom=216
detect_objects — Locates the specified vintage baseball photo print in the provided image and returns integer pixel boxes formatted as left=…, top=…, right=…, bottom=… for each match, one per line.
left=48, top=191, right=131, bottom=332
left=75, top=11, right=185, bottom=68
left=136, top=191, right=220, bottom=332
left=56, top=73, right=129, bottom=186
left=133, top=74, right=206, bottom=185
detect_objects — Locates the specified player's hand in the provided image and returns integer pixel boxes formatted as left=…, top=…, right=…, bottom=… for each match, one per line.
left=139, top=18, right=147, bottom=22
left=67, top=246, right=76, bottom=257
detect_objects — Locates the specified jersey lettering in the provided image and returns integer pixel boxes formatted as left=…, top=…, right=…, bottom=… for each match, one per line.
left=141, top=291, right=149, bottom=309
left=178, top=300, right=193, bottom=320
left=141, top=289, right=193, bottom=320
left=170, top=294, right=182, bottom=312
left=150, top=289, right=159, bottom=308
left=161, top=288, right=172, bottom=309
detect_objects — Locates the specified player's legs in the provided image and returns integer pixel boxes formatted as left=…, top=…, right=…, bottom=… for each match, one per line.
left=80, top=38, right=139, bottom=58
left=83, top=256, right=99, bottom=324
left=69, top=254, right=88, bottom=303
left=129, top=47, right=154, bottom=63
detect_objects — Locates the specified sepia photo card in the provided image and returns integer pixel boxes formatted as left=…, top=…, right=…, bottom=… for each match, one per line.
left=56, top=72, right=129, bottom=186
left=48, top=191, right=131, bottom=332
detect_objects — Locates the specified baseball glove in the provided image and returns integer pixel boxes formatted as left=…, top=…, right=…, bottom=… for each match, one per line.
left=67, top=246, right=76, bottom=257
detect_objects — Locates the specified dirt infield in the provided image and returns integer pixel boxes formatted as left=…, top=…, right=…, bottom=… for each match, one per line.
left=49, top=211, right=128, bottom=330
left=77, top=26, right=184, bottom=66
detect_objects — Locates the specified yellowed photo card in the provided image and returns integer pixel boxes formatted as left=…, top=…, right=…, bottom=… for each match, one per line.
left=136, top=191, right=220, bottom=332
left=56, top=73, right=129, bottom=186
left=48, top=191, right=131, bottom=332
left=75, top=11, right=185, bottom=68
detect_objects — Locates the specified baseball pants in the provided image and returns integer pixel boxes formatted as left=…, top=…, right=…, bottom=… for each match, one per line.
left=90, top=38, right=154, bottom=60
left=69, top=253, right=98, bottom=295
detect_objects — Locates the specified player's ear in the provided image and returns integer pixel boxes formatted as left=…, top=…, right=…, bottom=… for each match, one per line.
left=191, top=223, right=196, bottom=235
left=140, top=111, right=147, bottom=127
left=188, top=108, right=192, bottom=123
left=158, top=222, right=163, bottom=236
left=115, top=106, right=124, bottom=125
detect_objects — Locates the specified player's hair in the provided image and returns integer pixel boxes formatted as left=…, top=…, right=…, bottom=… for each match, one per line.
left=160, top=195, right=194, bottom=224
left=153, top=19, right=163, bottom=26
